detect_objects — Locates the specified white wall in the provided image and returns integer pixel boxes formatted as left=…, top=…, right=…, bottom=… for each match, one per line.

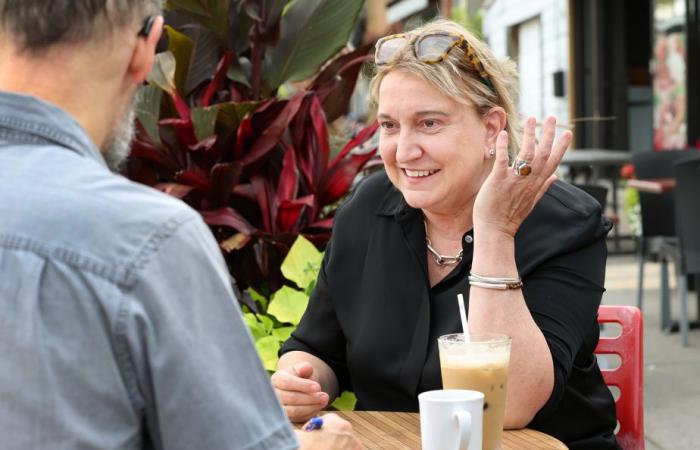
left=482, top=0, right=569, bottom=126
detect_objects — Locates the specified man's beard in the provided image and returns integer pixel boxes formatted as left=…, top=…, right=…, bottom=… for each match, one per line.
left=102, top=98, right=138, bottom=173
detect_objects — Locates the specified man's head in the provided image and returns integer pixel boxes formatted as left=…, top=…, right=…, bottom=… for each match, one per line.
left=0, top=1, right=164, bottom=172
left=0, top=0, right=162, bottom=55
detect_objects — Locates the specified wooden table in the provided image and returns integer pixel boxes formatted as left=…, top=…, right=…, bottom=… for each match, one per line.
left=326, top=411, right=568, bottom=449
left=627, top=177, right=676, bottom=193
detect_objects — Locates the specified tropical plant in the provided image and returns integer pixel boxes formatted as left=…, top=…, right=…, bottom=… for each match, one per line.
left=244, top=234, right=357, bottom=410
left=128, top=0, right=378, bottom=304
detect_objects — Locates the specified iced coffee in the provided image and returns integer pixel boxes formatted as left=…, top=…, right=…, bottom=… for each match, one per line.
left=438, top=333, right=511, bottom=450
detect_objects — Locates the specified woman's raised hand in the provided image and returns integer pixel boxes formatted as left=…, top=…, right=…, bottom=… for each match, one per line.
left=473, top=116, right=572, bottom=238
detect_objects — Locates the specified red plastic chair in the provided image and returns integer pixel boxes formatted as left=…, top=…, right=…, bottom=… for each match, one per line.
left=595, top=305, right=645, bottom=450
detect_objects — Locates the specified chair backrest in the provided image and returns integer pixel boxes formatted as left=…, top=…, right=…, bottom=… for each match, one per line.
left=673, top=157, right=700, bottom=274
left=596, top=305, right=644, bottom=450
left=631, top=150, right=692, bottom=237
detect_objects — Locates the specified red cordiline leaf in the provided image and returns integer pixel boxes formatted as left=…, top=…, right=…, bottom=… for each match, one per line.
left=187, top=135, right=218, bottom=153
left=330, top=120, right=379, bottom=167
left=251, top=175, right=274, bottom=233
left=277, top=195, right=314, bottom=232
left=309, top=44, right=372, bottom=122
left=277, top=146, right=299, bottom=204
left=200, top=207, right=255, bottom=235
left=240, top=92, right=306, bottom=166
left=208, top=162, right=243, bottom=208
left=159, top=118, right=198, bottom=148
left=175, top=168, right=211, bottom=192
left=308, top=95, right=330, bottom=184
left=201, top=51, right=233, bottom=107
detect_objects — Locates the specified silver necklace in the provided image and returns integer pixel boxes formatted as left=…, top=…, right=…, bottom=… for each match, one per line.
left=424, top=220, right=464, bottom=266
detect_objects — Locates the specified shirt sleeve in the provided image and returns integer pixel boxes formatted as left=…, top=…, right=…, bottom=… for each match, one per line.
left=522, top=236, right=607, bottom=420
left=279, top=238, right=352, bottom=392
left=118, top=214, right=298, bottom=450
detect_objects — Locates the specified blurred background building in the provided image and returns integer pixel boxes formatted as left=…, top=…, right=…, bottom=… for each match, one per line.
left=360, top=0, right=700, bottom=153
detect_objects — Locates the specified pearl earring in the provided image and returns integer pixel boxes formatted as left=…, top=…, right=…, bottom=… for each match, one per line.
left=488, top=148, right=496, bottom=158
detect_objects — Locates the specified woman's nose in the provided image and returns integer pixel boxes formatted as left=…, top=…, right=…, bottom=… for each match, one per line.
left=395, top=130, right=422, bottom=163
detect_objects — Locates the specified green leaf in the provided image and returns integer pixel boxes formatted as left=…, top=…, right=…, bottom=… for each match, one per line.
left=136, top=85, right=163, bottom=144
left=243, top=313, right=268, bottom=341
left=331, top=391, right=357, bottom=411
left=166, top=0, right=228, bottom=39
left=281, top=235, right=323, bottom=290
left=258, top=314, right=274, bottom=335
left=247, top=287, right=269, bottom=311
left=147, top=51, right=177, bottom=94
left=191, top=106, right=219, bottom=141
left=164, top=25, right=194, bottom=95
left=263, top=0, right=364, bottom=90
left=267, top=286, right=308, bottom=325
left=185, top=27, right=225, bottom=95
left=272, top=326, right=295, bottom=342
left=255, top=335, right=281, bottom=371
left=216, top=101, right=260, bottom=133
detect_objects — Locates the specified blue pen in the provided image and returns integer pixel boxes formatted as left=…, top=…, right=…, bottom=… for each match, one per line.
left=303, top=416, right=324, bottom=431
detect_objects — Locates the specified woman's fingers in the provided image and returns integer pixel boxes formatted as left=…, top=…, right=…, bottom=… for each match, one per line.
left=277, top=389, right=329, bottom=408
left=544, top=130, right=573, bottom=174
left=517, top=117, right=537, bottom=164
left=271, top=369, right=321, bottom=394
left=535, top=116, right=557, bottom=170
left=285, top=403, right=325, bottom=423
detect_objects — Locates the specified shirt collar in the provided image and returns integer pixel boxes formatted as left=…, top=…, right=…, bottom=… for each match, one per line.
left=0, top=90, right=107, bottom=168
left=375, top=182, right=411, bottom=217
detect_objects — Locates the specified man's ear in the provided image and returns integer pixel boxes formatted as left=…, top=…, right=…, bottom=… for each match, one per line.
left=482, top=106, right=507, bottom=149
left=127, top=15, right=164, bottom=84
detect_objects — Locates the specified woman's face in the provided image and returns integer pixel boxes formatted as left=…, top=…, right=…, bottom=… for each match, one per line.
left=377, top=70, right=494, bottom=216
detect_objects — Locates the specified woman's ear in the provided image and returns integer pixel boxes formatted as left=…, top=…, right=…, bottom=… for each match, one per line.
left=483, top=106, right=507, bottom=150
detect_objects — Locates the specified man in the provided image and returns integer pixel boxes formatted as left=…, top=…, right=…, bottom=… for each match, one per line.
left=0, top=1, right=360, bottom=449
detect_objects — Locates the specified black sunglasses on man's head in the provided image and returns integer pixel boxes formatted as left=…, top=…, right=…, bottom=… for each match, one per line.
left=138, top=16, right=169, bottom=53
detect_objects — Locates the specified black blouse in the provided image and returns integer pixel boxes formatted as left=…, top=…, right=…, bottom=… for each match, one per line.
left=281, top=171, right=621, bottom=450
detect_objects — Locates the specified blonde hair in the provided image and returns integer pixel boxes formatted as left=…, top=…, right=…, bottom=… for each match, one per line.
left=369, top=19, right=521, bottom=156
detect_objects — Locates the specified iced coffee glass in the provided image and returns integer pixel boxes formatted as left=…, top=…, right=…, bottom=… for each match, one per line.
left=438, top=333, right=511, bottom=450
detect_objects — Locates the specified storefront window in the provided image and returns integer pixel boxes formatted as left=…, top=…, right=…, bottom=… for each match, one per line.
left=653, top=0, right=687, bottom=149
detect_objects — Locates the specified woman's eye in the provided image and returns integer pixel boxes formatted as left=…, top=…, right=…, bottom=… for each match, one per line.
left=381, top=121, right=396, bottom=130
left=423, top=119, right=438, bottom=128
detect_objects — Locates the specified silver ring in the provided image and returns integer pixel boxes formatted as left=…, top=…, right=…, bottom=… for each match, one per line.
left=513, top=158, right=532, bottom=177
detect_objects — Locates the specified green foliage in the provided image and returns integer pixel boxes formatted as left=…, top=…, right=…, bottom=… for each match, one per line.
left=245, top=234, right=322, bottom=371
left=449, top=6, right=483, bottom=39
left=244, top=234, right=356, bottom=409
left=623, top=186, right=641, bottom=237
left=330, top=391, right=357, bottom=411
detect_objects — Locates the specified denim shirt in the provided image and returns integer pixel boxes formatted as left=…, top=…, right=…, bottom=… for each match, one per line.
left=0, top=91, right=298, bottom=450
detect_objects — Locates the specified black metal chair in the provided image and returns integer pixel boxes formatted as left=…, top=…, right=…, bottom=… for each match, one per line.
left=673, top=157, right=700, bottom=346
left=631, top=150, right=691, bottom=329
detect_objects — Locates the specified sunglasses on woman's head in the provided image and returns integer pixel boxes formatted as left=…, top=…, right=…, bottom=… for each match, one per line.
left=374, top=31, right=495, bottom=93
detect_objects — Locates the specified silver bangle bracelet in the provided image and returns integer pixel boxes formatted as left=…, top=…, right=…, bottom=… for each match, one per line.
left=468, top=272, right=523, bottom=290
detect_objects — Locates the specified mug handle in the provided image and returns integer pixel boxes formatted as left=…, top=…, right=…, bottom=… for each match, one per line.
left=453, top=410, right=472, bottom=450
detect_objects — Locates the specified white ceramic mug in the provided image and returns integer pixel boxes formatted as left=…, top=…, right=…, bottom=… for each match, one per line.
left=418, top=389, right=484, bottom=450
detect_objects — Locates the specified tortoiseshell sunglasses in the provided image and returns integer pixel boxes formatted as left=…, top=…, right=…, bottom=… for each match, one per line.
left=374, top=31, right=495, bottom=92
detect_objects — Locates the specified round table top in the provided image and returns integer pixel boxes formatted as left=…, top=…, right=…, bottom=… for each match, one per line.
left=331, top=411, right=568, bottom=450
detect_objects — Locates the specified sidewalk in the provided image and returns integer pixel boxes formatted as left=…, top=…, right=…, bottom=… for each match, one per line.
left=604, top=254, right=700, bottom=450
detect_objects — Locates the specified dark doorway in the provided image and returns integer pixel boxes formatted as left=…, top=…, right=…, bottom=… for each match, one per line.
left=571, top=0, right=653, bottom=151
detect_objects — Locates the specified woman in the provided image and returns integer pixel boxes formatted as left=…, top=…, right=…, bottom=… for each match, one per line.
left=273, top=19, right=619, bottom=450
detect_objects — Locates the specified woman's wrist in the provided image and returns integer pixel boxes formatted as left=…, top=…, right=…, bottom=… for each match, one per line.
left=472, top=229, right=518, bottom=278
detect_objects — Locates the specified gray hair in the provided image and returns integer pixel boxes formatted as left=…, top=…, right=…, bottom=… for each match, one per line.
left=0, top=0, right=162, bottom=53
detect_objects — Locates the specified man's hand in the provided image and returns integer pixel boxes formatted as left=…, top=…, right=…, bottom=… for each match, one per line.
left=271, top=362, right=329, bottom=422
left=295, top=413, right=363, bottom=450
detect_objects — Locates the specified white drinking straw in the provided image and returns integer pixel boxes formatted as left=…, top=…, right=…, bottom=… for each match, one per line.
left=457, top=294, right=470, bottom=343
